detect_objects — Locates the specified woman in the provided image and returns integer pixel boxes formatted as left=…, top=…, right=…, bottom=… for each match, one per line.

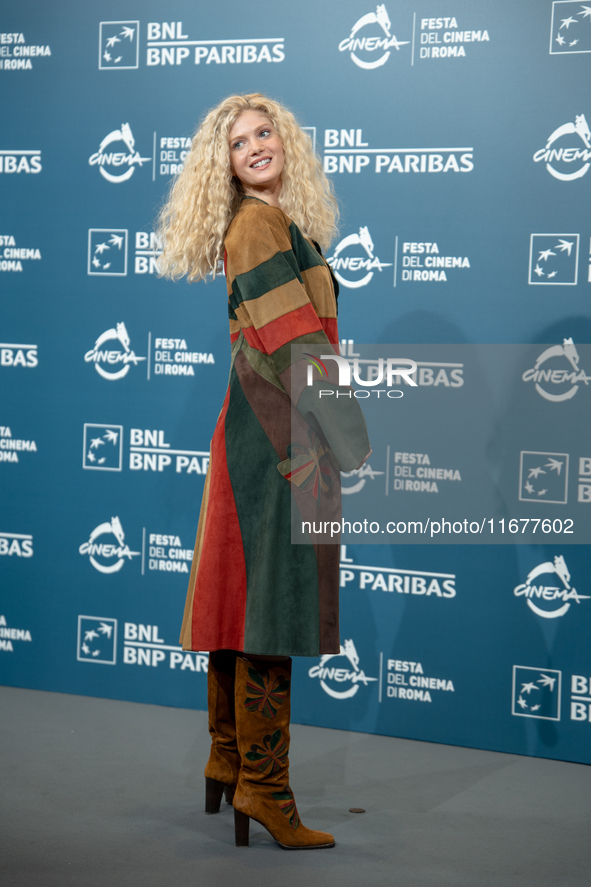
left=157, top=94, right=370, bottom=850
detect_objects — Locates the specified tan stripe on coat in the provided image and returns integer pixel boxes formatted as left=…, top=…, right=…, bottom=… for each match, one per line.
left=301, top=265, right=338, bottom=319
left=235, top=277, right=310, bottom=331
left=225, top=203, right=292, bottom=278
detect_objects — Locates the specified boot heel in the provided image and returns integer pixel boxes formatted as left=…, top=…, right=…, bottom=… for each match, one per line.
left=234, top=808, right=250, bottom=846
left=205, top=777, right=225, bottom=814
left=224, top=785, right=235, bottom=804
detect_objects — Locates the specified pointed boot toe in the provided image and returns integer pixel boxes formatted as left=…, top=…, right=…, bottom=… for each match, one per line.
left=233, top=785, right=335, bottom=849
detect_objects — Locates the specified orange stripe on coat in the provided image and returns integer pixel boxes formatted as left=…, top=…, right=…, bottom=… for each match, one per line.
left=321, top=317, right=339, bottom=346
left=260, top=303, right=324, bottom=355
left=242, top=311, right=338, bottom=358
left=191, top=387, right=247, bottom=651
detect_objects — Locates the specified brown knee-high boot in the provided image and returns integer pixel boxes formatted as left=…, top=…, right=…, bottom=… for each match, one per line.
left=204, top=650, right=240, bottom=813
left=232, top=655, right=335, bottom=849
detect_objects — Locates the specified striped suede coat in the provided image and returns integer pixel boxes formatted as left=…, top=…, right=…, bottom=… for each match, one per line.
left=180, top=197, right=370, bottom=657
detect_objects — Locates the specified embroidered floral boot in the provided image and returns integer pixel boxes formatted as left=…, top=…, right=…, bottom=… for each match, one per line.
left=204, top=650, right=240, bottom=813
left=232, top=655, right=335, bottom=849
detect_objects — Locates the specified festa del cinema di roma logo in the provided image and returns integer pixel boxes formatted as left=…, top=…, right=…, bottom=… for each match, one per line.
left=308, top=639, right=377, bottom=699
left=79, top=516, right=140, bottom=574
left=533, top=113, right=591, bottom=181
left=339, top=4, right=409, bottom=69
left=326, top=226, right=392, bottom=288
left=522, top=338, right=590, bottom=402
left=84, top=322, right=146, bottom=380
left=514, top=555, right=590, bottom=619
left=89, top=123, right=151, bottom=182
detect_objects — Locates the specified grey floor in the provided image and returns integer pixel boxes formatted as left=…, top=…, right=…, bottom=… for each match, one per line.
left=1, top=687, right=590, bottom=887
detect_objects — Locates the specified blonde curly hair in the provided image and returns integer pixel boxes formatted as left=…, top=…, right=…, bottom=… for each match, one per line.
left=156, top=93, right=339, bottom=282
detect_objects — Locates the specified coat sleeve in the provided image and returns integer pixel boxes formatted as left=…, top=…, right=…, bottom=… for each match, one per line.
left=225, top=204, right=370, bottom=471
left=226, top=203, right=327, bottom=356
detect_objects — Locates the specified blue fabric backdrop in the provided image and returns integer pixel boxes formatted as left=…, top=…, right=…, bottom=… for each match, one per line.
left=2, top=0, right=591, bottom=764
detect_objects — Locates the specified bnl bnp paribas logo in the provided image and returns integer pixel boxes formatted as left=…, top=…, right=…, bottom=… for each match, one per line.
left=326, top=227, right=392, bottom=288
left=528, top=234, right=581, bottom=285
left=513, top=664, right=591, bottom=723
left=533, top=113, right=591, bottom=181
left=519, top=452, right=569, bottom=504
left=77, top=616, right=117, bottom=663
left=87, top=229, right=163, bottom=276
left=99, top=19, right=285, bottom=69
left=550, top=2, right=591, bottom=54
left=88, top=123, right=151, bottom=183
left=83, top=425, right=122, bottom=470
left=512, top=666, right=561, bottom=720
left=88, top=230, right=127, bottom=276
left=522, top=338, right=591, bottom=401
left=518, top=451, right=591, bottom=504
left=339, top=5, right=409, bottom=68
left=98, top=22, right=139, bottom=69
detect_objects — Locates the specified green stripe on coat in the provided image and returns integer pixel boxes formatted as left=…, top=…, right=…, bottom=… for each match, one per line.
left=289, top=222, right=325, bottom=272
left=224, top=364, right=320, bottom=656
left=240, top=337, right=286, bottom=392
left=272, top=331, right=331, bottom=374
left=229, top=249, right=303, bottom=310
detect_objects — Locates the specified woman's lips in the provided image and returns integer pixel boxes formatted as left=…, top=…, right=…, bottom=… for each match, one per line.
left=250, top=156, right=272, bottom=169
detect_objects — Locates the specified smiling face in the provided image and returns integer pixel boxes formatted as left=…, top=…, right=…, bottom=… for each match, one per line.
left=228, top=110, right=284, bottom=203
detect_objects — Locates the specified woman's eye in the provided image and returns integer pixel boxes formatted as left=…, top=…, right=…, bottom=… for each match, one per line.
left=259, top=130, right=271, bottom=138
left=232, top=140, right=244, bottom=150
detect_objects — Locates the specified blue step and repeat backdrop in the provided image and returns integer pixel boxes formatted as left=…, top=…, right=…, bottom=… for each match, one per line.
left=2, top=0, right=591, bottom=765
